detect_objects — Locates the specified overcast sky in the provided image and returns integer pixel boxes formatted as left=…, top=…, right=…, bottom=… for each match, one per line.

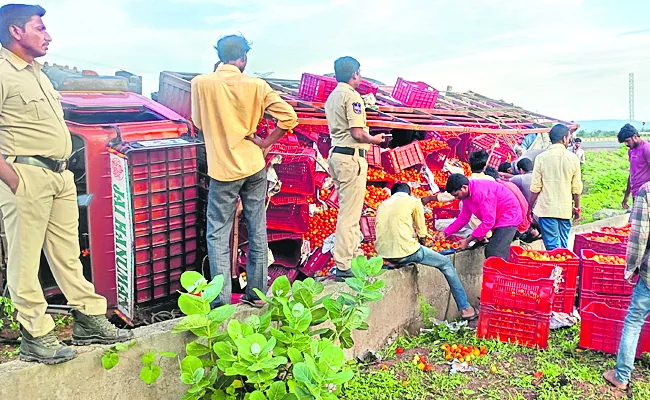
left=6, top=0, right=650, bottom=122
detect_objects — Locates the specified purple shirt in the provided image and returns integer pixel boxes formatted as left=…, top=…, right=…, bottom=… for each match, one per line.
left=444, top=180, right=523, bottom=240
left=629, top=140, right=650, bottom=197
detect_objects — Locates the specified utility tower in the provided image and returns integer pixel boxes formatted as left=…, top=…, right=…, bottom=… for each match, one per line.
left=629, top=72, right=635, bottom=123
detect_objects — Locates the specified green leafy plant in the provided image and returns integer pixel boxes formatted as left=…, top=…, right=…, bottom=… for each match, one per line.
left=0, top=296, right=19, bottom=331
left=101, top=340, right=137, bottom=370
left=168, top=255, right=386, bottom=400
left=140, top=350, right=178, bottom=385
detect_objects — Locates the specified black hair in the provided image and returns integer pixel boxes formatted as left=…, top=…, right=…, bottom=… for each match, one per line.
left=334, top=56, right=360, bottom=83
left=517, top=158, right=533, bottom=173
left=618, top=123, right=638, bottom=143
left=0, top=4, right=45, bottom=46
left=445, top=173, right=469, bottom=193
left=498, top=162, right=511, bottom=173
left=549, top=124, right=570, bottom=144
left=468, top=150, right=489, bottom=173
left=484, top=166, right=500, bottom=180
left=391, top=182, right=411, bottom=195
left=214, top=34, right=251, bottom=63
left=574, top=137, right=582, bottom=143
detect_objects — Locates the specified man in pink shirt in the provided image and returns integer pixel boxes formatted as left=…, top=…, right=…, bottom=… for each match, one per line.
left=435, top=174, right=523, bottom=261
left=619, top=124, right=650, bottom=209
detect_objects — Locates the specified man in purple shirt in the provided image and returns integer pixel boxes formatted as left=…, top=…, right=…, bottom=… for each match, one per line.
left=619, top=124, right=650, bottom=210
left=435, top=174, right=522, bottom=261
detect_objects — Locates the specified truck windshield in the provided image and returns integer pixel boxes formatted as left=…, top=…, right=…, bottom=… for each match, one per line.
left=64, top=107, right=166, bottom=124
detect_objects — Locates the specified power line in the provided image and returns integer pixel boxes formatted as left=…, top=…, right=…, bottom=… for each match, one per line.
left=629, top=72, right=635, bottom=123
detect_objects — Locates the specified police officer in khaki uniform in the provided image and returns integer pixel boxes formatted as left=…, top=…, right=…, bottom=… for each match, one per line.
left=325, top=57, right=384, bottom=281
left=0, top=4, right=131, bottom=365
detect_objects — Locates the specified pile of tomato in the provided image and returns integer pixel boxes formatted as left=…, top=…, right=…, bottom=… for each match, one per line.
left=519, top=250, right=575, bottom=262
left=430, top=170, right=450, bottom=188
left=365, top=186, right=390, bottom=209
left=601, top=225, right=631, bottom=236
left=366, top=167, right=393, bottom=182
left=393, top=168, right=427, bottom=183
left=447, top=158, right=472, bottom=177
left=440, top=343, right=487, bottom=364
left=411, top=186, right=433, bottom=199
left=588, top=253, right=626, bottom=265
left=316, top=258, right=336, bottom=277
left=361, top=241, right=377, bottom=258
left=418, top=139, right=448, bottom=154
left=584, top=233, right=624, bottom=244
left=411, top=354, right=434, bottom=372
left=425, top=235, right=460, bottom=253
left=302, top=208, right=338, bottom=248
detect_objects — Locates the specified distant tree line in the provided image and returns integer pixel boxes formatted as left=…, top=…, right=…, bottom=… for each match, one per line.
left=577, top=127, right=649, bottom=138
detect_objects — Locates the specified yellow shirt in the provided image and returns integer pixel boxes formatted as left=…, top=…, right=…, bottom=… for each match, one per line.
left=324, top=82, right=370, bottom=150
left=191, top=64, right=298, bottom=181
left=0, top=47, right=71, bottom=159
left=375, top=193, right=428, bottom=259
left=531, top=143, right=583, bottom=219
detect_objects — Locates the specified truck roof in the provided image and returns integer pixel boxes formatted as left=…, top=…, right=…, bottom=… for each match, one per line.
left=60, top=91, right=185, bottom=122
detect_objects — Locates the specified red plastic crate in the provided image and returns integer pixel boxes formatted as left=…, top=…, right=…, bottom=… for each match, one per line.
left=266, top=203, right=309, bottom=233
left=599, top=224, right=631, bottom=237
left=298, top=73, right=378, bottom=102
left=431, top=206, right=461, bottom=221
left=483, top=256, right=557, bottom=280
left=579, top=302, right=650, bottom=358
left=136, top=269, right=184, bottom=303
left=391, top=78, right=439, bottom=109
left=481, top=266, right=556, bottom=315
left=135, top=252, right=197, bottom=278
left=574, top=232, right=627, bottom=256
left=580, top=249, right=636, bottom=296
left=268, top=265, right=300, bottom=286
left=314, top=171, right=329, bottom=189
left=300, top=248, right=333, bottom=277
left=134, top=213, right=198, bottom=236
left=135, top=241, right=198, bottom=264
left=133, top=187, right=198, bottom=210
left=360, top=215, right=376, bottom=241
left=579, top=290, right=632, bottom=312
left=381, top=141, right=425, bottom=174
left=324, top=188, right=339, bottom=209
left=268, top=146, right=317, bottom=196
left=293, top=122, right=329, bottom=142
left=269, top=194, right=309, bottom=206
left=366, top=145, right=383, bottom=168
left=552, top=289, right=576, bottom=314
left=268, top=231, right=303, bottom=243
left=135, top=227, right=197, bottom=250
left=477, top=305, right=551, bottom=349
left=509, top=246, right=579, bottom=291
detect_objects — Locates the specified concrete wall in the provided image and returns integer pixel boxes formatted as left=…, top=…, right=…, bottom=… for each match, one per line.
left=0, top=215, right=629, bottom=400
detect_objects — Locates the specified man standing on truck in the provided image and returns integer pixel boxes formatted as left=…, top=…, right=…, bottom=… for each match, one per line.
left=0, top=4, right=132, bottom=365
left=191, top=34, right=298, bottom=307
left=324, top=56, right=384, bottom=281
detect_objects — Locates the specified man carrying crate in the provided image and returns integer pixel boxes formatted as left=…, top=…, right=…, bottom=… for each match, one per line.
left=191, top=34, right=298, bottom=307
left=375, top=183, right=477, bottom=320
left=324, top=56, right=384, bottom=281
left=603, top=181, right=650, bottom=391
left=0, top=4, right=132, bottom=364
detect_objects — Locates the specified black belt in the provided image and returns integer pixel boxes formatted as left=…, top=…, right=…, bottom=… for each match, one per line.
left=3, top=155, right=70, bottom=173
left=332, top=146, right=367, bottom=157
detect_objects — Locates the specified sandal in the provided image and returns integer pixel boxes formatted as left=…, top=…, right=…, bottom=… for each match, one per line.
left=603, top=370, right=628, bottom=392
left=240, top=297, right=266, bottom=309
left=461, top=307, right=479, bottom=321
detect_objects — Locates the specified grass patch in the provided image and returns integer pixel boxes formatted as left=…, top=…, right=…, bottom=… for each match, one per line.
left=580, top=147, right=629, bottom=224
left=342, top=323, right=649, bottom=400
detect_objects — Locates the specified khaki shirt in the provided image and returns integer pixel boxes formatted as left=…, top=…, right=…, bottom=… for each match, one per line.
left=0, top=47, right=71, bottom=159
left=375, top=193, right=427, bottom=259
left=324, top=82, right=370, bottom=150
left=191, top=64, right=298, bottom=182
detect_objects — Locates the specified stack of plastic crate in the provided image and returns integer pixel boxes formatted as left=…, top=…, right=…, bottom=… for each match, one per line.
left=579, top=249, right=636, bottom=311
left=509, top=246, right=579, bottom=314
left=477, top=257, right=558, bottom=349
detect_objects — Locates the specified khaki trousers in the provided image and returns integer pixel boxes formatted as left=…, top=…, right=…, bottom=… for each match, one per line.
left=329, top=152, right=367, bottom=271
left=0, top=163, right=106, bottom=337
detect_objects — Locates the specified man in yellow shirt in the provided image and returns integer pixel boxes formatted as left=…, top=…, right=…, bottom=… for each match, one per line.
left=529, top=124, right=583, bottom=250
left=0, top=4, right=131, bottom=364
left=324, top=56, right=384, bottom=281
left=191, top=34, right=298, bottom=307
left=375, top=183, right=477, bottom=320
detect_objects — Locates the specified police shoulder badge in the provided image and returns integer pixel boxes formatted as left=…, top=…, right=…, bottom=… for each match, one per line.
left=352, top=102, right=362, bottom=114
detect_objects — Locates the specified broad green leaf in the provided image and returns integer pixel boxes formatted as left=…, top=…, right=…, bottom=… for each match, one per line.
left=172, top=314, right=209, bottom=334
left=208, top=304, right=237, bottom=323
left=250, top=391, right=267, bottom=400
left=271, top=275, right=291, bottom=298
left=270, top=328, right=291, bottom=344
left=286, top=347, right=304, bottom=364
left=259, top=311, right=272, bottom=331
left=201, top=358, right=215, bottom=368
left=365, top=280, right=385, bottom=291
left=179, top=293, right=208, bottom=316
left=253, top=288, right=272, bottom=304
left=339, top=329, right=354, bottom=349
left=310, top=328, right=333, bottom=338
left=281, top=395, right=299, bottom=400
left=326, top=369, right=354, bottom=385
left=345, top=277, right=365, bottom=293
left=293, top=288, right=313, bottom=308
left=211, top=390, right=227, bottom=400
left=114, top=343, right=128, bottom=352
left=350, top=256, right=368, bottom=279
left=358, top=322, right=369, bottom=331
left=323, top=298, right=342, bottom=316
left=319, top=345, right=344, bottom=371
left=313, top=293, right=332, bottom=307
left=213, top=342, right=236, bottom=361
left=310, top=307, right=328, bottom=325
left=180, top=271, right=207, bottom=293
left=291, top=303, right=305, bottom=319
left=227, top=319, right=243, bottom=340
left=193, top=367, right=205, bottom=383
left=186, top=342, right=211, bottom=357
left=141, top=351, right=155, bottom=366
left=293, top=362, right=313, bottom=384
left=368, top=256, right=384, bottom=275
left=202, top=274, right=224, bottom=303
left=140, top=364, right=161, bottom=385
left=101, top=351, right=119, bottom=370
left=181, top=356, right=204, bottom=384
left=302, top=278, right=324, bottom=296
left=360, top=290, right=383, bottom=302
left=247, top=314, right=261, bottom=331
left=266, top=381, right=288, bottom=400
left=159, top=351, right=177, bottom=358
left=291, top=280, right=304, bottom=294
left=251, top=342, right=262, bottom=357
